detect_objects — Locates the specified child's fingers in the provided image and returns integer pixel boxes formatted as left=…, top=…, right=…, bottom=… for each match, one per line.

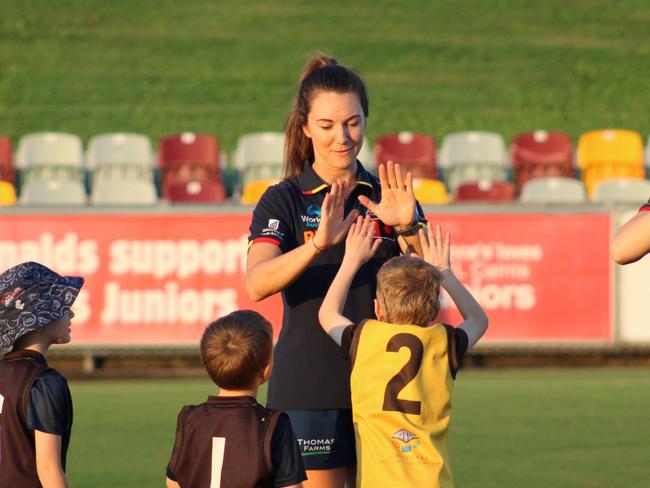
left=418, top=228, right=428, bottom=250
left=371, top=239, right=382, bottom=255
left=436, top=224, right=442, bottom=248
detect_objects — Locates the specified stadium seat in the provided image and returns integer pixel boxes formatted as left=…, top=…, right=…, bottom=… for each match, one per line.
left=0, top=136, right=14, bottom=184
left=511, top=131, right=574, bottom=189
left=167, top=180, right=227, bottom=204
left=576, top=129, right=645, bottom=196
left=240, top=179, right=279, bottom=205
left=20, top=180, right=87, bottom=205
left=0, top=181, right=17, bottom=206
left=159, top=132, right=219, bottom=166
left=15, top=132, right=84, bottom=168
left=455, top=180, right=516, bottom=202
left=411, top=178, right=449, bottom=205
left=91, top=179, right=158, bottom=205
left=592, top=178, right=650, bottom=204
left=519, top=177, right=587, bottom=204
left=374, top=132, right=437, bottom=178
left=15, top=132, right=86, bottom=192
left=87, top=133, right=154, bottom=167
left=438, top=131, right=510, bottom=192
left=234, top=132, right=285, bottom=196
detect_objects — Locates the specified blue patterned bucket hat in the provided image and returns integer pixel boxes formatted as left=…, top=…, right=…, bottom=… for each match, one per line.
left=0, top=262, right=84, bottom=353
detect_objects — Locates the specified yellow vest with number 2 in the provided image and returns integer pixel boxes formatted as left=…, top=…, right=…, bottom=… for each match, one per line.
left=350, top=319, right=454, bottom=488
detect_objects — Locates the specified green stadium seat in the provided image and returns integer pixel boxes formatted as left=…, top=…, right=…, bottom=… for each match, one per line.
left=519, top=177, right=587, bottom=204
left=20, top=180, right=87, bottom=205
left=591, top=178, right=650, bottom=204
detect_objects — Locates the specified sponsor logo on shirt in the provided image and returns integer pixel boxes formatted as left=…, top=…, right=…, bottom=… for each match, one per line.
left=391, top=429, right=420, bottom=454
left=297, top=437, right=336, bottom=456
left=300, top=205, right=321, bottom=229
left=261, top=218, right=285, bottom=240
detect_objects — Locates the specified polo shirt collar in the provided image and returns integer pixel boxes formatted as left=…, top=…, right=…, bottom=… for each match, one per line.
left=295, top=160, right=375, bottom=196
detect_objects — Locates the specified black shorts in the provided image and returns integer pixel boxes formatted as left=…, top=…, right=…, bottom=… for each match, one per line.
left=284, top=409, right=356, bottom=470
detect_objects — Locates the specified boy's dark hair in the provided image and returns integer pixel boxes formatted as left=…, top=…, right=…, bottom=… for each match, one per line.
left=200, top=310, right=273, bottom=390
left=376, top=256, right=442, bottom=326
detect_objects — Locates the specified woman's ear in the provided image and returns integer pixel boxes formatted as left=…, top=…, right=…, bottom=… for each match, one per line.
left=302, top=124, right=312, bottom=139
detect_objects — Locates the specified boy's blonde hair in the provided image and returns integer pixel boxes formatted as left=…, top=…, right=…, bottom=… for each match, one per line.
left=376, top=255, right=442, bottom=326
left=200, top=310, right=273, bottom=390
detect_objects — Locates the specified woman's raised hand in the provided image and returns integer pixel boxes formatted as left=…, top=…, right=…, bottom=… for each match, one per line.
left=357, top=161, right=416, bottom=228
left=312, top=179, right=359, bottom=251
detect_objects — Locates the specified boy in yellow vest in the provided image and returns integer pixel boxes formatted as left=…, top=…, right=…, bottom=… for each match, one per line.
left=319, top=216, right=488, bottom=488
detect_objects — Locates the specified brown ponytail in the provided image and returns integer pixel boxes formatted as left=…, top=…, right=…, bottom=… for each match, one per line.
left=284, top=53, right=369, bottom=178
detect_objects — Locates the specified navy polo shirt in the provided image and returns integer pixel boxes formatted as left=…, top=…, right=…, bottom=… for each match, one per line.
left=248, top=161, right=401, bottom=410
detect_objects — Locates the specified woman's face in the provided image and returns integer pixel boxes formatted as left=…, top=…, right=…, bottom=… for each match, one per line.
left=303, top=90, right=366, bottom=172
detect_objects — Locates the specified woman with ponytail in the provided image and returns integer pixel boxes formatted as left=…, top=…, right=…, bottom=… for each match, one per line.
left=246, top=54, right=426, bottom=487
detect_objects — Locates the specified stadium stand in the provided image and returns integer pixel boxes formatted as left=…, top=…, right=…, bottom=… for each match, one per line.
left=374, top=132, right=437, bottom=178
left=519, top=176, right=587, bottom=204
left=510, top=131, right=574, bottom=190
left=438, top=131, right=510, bottom=193
left=455, top=180, right=516, bottom=202
left=0, top=135, right=15, bottom=184
left=0, top=180, right=16, bottom=205
left=592, top=178, right=650, bottom=204
left=576, top=129, right=645, bottom=196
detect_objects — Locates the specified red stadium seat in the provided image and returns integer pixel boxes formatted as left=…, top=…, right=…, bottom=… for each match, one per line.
left=158, top=133, right=222, bottom=198
left=167, top=180, right=227, bottom=204
left=159, top=132, right=220, bottom=167
left=511, top=131, right=574, bottom=190
left=374, top=132, right=437, bottom=179
left=0, top=136, right=15, bottom=183
left=455, top=180, right=516, bottom=202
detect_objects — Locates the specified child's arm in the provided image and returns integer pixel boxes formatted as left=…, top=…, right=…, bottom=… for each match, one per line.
left=419, top=225, right=488, bottom=349
left=319, top=216, right=382, bottom=345
left=611, top=210, right=650, bottom=264
left=34, top=430, right=68, bottom=488
left=166, top=478, right=181, bottom=488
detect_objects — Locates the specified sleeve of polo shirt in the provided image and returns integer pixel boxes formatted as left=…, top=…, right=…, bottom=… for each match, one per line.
left=248, top=185, right=293, bottom=253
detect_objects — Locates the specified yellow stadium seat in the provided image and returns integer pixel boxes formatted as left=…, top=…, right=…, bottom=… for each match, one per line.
left=240, top=178, right=279, bottom=205
left=0, top=181, right=17, bottom=205
left=576, top=130, right=645, bottom=196
left=412, top=178, right=449, bottom=205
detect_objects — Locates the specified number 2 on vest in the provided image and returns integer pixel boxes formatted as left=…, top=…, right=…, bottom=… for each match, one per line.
left=382, top=333, right=424, bottom=415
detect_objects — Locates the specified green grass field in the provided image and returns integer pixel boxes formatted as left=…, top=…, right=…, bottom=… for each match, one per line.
left=2, top=0, right=650, bottom=151
left=66, top=368, right=650, bottom=487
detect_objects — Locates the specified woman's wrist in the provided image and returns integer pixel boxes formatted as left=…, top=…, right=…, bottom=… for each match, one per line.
left=311, top=237, right=328, bottom=253
left=395, top=214, right=427, bottom=237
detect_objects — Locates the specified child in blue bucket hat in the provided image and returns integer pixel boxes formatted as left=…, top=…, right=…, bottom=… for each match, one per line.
left=0, top=261, right=84, bottom=487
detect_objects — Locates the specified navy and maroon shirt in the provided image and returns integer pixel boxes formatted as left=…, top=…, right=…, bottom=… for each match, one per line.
left=248, top=161, right=421, bottom=410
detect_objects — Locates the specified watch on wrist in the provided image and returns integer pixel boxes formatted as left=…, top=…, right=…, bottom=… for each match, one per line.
left=395, top=215, right=428, bottom=237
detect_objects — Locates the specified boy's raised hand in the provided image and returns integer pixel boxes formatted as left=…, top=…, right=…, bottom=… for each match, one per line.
left=343, top=215, right=382, bottom=268
left=419, top=224, right=450, bottom=272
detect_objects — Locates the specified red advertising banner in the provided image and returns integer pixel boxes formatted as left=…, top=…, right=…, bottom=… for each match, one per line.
left=430, top=213, right=612, bottom=342
left=0, top=212, right=612, bottom=344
